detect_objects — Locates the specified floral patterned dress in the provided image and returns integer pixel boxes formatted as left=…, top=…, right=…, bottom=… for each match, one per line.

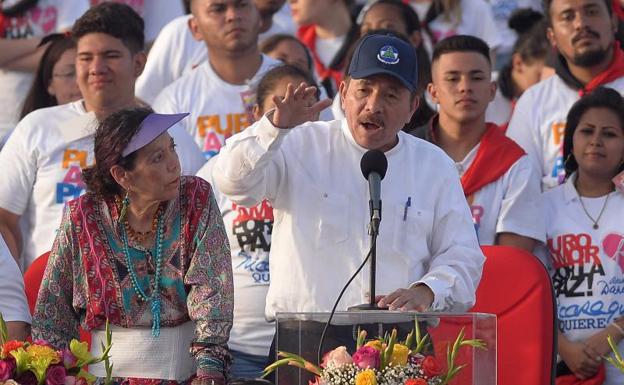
left=32, top=176, right=234, bottom=385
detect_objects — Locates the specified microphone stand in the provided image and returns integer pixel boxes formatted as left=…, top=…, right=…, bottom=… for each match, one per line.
left=348, top=201, right=383, bottom=311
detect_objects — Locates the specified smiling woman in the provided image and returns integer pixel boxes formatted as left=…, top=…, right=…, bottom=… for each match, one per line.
left=32, top=108, right=234, bottom=385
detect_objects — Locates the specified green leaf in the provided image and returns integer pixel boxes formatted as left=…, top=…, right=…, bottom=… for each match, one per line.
left=0, top=312, right=8, bottom=345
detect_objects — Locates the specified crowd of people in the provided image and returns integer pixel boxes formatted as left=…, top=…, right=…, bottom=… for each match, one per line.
left=0, top=0, right=623, bottom=384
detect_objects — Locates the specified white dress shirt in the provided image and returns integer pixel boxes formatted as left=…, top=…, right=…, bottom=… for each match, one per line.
left=213, top=116, right=485, bottom=318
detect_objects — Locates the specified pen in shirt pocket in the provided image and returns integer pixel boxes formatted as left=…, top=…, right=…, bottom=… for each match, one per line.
left=403, top=197, right=411, bottom=221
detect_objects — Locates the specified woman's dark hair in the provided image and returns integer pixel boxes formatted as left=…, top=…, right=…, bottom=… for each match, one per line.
left=563, top=87, right=624, bottom=179
left=498, top=9, right=549, bottom=100
left=20, top=34, right=76, bottom=119
left=357, top=0, right=432, bottom=95
left=256, top=64, right=319, bottom=111
left=72, top=2, right=145, bottom=53
left=82, top=108, right=154, bottom=198
left=260, top=34, right=314, bottom=74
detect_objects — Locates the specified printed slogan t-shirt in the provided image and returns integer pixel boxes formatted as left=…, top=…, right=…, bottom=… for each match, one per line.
left=152, top=55, right=280, bottom=159
left=197, top=157, right=274, bottom=357
left=544, top=175, right=624, bottom=385
left=0, top=101, right=206, bottom=268
left=507, top=75, right=624, bottom=190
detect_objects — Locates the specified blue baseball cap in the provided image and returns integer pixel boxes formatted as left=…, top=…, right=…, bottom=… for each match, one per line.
left=348, top=34, right=418, bottom=92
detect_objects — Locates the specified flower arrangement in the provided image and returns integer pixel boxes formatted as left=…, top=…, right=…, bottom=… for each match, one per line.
left=0, top=313, right=113, bottom=385
left=263, top=318, right=486, bottom=385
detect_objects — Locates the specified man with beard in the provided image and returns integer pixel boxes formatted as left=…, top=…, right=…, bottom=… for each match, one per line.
left=506, top=0, right=624, bottom=189
left=152, top=0, right=282, bottom=158
left=213, top=33, right=484, bottom=319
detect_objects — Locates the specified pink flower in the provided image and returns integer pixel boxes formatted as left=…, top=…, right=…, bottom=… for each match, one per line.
left=60, top=349, right=77, bottom=368
left=33, top=339, right=52, bottom=347
left=322, top=346, right=353, bottom=369
left=0, top=358, right=15, bottom=381
left=45, top=365, right=67, bottom=385
left=64, top=376, right=87, bottom=385
left=408, top=353, right=425, bottom=366
left=352, top=346, right=380, bottom=370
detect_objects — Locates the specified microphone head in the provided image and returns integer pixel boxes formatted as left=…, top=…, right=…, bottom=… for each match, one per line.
left=360, top=149, right=388, bottom=180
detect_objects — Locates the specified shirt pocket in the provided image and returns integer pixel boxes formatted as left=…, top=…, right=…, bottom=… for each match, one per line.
left=391, top=203, right=433, bottom=259
left=314, top=191, right=350, bottom=249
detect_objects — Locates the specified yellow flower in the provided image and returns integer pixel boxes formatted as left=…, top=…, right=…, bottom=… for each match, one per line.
left=70, top=340, right=94, bottom=365
left=365, top=340, right=383, bottom=351
left=26, top=345, right=60, bottom=365
left=10, top=347, right=31, bottom=375
left=355, top=369, right=377, bottom=385
left=389, top=344, right=410, bottom=366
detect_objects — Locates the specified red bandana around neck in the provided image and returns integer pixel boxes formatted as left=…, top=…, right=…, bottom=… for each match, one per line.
left=298, top=25, right=344, bottom=88
left=580, top=42, right=624, bottom=96
left=461, top=123, right=526, bottom=197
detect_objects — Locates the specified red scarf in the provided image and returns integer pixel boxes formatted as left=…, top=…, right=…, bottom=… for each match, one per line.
left=580, top=42, right=624, bottom=96
left=461, top=123, right=526, bottom=197
left=298, top=25, right=345, bottom=89
left=555, top=364, right=605, bottom=385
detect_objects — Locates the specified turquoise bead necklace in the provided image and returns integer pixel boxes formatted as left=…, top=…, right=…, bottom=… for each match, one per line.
left=120, top=203, right=165, bottom=337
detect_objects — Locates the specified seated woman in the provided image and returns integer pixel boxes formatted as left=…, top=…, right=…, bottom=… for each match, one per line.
left=32, top=108, right=233, bottom=385
left=541, top=87, right=624, bottom=384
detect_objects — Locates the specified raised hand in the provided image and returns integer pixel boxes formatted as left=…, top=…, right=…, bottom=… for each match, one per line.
left=270, top=82, right=332, bottom=129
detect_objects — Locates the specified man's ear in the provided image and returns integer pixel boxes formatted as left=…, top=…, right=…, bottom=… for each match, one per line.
left=133, top=50, right=147, bottom=78
left=427, top=82, right=438, bottom=104
left=188, top=16, right=204, bottom=42
left=546, top=26, right=557, bottom=49
left=339, top=80, right=348, bottom=111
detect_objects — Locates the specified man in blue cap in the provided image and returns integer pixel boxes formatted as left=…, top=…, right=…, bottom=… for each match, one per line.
left=213, top=33, right=484, bottom=316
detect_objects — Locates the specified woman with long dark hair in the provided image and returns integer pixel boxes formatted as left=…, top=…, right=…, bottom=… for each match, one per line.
left=542, top=87, right=624, bottom=385
left=20, top=34, right=81, bottom=119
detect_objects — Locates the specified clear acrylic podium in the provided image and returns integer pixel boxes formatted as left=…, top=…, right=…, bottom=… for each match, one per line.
left=274, top=311, right=496, bottom=385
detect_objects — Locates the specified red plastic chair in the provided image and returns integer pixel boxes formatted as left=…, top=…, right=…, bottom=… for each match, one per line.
left=428, top=245, right=556, bottom=385
left=24, top=252, right=91, bottom=347
left=472, top=245, right=556, bottom=385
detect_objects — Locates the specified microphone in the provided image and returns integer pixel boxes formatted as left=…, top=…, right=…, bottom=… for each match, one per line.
left=360, top=150, right=388, bottom=235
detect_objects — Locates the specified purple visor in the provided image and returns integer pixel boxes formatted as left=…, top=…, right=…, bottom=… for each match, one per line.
left=121, top=112, right=189, bottom=157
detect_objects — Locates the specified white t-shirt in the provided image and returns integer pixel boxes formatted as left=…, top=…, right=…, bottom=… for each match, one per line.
left=0, top=100, right=205, bottom=267
left=454, top=143, right=544, bottom=245
left=136, top=6, right=297, bottom=105
left=409, top=0, right=502, bottom=56
left=213, top=117, right=485, bottom=318
left=485, top=88, right=513, bottom=127
left=506, top=75, right=624, bottom=190
left=315, top=34, right=346, bottom=68
left=135, top=15, right=207, bottom=105
left=197, top=157, right=274, bottom=357
left=0, top=0, right=90, bottom=144
left=152, top=55, right=281, bottom=159
left=488, top=0, right=543, bottom=55
left=543, top=175, right=624, bottom=385
left=0, top=235, right=31, bottom=324
left=89, top=0, right=185, bottom=43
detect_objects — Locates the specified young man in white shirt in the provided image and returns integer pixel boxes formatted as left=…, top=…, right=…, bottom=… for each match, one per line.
left=0, top=3, right=205, bottom=267
left=411, top=35, right=544, bottom=252
left=213, top=33, right=485, bottom=318
left=136, top=1, right=295, bottom=105
left=152, top=0, right=282, bottom=159
left=506, top=0, right=624, bottom=189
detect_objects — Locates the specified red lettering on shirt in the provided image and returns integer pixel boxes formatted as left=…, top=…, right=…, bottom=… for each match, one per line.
left=548, top=233, right=601, bottom=268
